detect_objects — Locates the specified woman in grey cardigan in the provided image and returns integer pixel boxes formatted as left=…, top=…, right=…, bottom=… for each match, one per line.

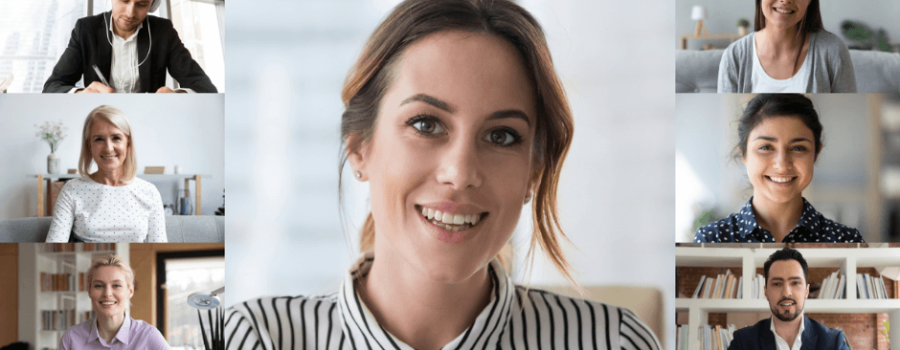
left=718, top=0, right=856, bottom=93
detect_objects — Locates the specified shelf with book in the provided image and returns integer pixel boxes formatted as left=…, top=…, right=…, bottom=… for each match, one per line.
left=675, top=246, right=900, bottom=350
left=18, top=243, right=129, bottom=350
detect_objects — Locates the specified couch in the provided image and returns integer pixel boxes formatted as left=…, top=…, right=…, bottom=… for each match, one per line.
left=676, top=49, right=900, bottom=93
left=0, top=215, right=225, bottom=242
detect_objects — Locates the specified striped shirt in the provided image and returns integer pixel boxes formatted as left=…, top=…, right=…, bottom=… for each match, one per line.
left=224, top=255, right=660, bottom=350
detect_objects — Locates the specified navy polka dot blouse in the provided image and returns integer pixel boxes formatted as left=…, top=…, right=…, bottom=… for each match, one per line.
left=693, top=197, right=864, bottom=243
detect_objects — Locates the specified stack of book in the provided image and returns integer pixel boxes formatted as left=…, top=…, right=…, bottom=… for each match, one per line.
left=817, top=271, right=845, bottom=299
left=40, top=273, right=75, bottom=292
left=82, top=243, right=116, bottom=251
left=690, top=270, right=743, bottom=299
left=675, top=325, right=689, bottom=350
left=43, top=243, right=76, bottom=252
left=697, top=324, right=736, bottom=350
left=40, top=310, right=76, bottom=330
left=857, top=273, right=890, bottom=299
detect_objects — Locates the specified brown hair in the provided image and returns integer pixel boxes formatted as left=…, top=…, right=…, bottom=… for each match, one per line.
left=754, top=0, right=824, bottom=35
left=79, top=105, right=137, bottom=181
left=339, top=0, right=576, bottom=285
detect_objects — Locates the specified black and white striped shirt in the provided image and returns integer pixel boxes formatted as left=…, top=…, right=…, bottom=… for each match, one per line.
left=224, top=255, right=660, bottom=350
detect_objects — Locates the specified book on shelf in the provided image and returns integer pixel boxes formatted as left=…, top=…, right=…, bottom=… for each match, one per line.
left=44, top=243, right=76, bottom=252
left=691, top=271, right=742, bottom=299
left=40, top=272, right=77, bottom=292
left=816, top=271, right=844, bottom=299
left=697, top=324, right=736, bottom=350
left=82, top=243, right=116, bottom=252
left=857, top=273, right=890, bottom=299
left=676, top=325, right=690, bottom=350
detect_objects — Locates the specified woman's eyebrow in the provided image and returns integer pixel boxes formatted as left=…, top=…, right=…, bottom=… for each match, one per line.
left=753, top=136, right=811, bottom=143
left=400, top=93, right=454, bottom=113
left=490, top=109, right=531, bottom=127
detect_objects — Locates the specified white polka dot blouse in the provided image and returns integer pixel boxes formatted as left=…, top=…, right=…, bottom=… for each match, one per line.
left=45, top=177, right=167, bottom=243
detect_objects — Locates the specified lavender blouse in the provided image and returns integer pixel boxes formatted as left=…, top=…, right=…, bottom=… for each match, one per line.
left=58, top=316, right=169, bottom=350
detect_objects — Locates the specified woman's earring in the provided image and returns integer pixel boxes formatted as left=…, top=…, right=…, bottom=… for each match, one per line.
left=355, top=171, right=362, bottom=179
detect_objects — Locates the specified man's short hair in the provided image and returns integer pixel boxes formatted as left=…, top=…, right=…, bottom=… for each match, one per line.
left=764, top=248, right=809, bottom=284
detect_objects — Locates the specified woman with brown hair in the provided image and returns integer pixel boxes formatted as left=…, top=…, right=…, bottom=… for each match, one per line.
left=225, top=0, right=659, bottom=349
left=717, top=0, right=856, bottom=93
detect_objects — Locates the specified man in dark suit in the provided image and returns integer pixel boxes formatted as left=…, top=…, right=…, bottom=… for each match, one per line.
left=43, top=0, right=217, bottom=93
left=728, top=248, right=849, bottom=350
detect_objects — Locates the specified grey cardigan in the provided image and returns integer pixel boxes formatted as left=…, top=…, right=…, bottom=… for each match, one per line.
left=717, top=31, right=857, bottom=93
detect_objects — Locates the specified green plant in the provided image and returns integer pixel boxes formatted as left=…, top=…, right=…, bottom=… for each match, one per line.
left=35, top=121, right=67, bottom=153
left=882, top=320, right=890, bottom=340
left=737, top=18, right=750, bottom=27
left=842, top=20, right=892, bottom=52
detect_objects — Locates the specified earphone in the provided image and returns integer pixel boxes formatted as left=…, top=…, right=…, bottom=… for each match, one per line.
left=101, top=0, right=157, bottom=91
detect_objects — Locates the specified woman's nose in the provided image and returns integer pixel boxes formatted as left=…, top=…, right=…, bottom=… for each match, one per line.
left=435, top=137, right=483, bottom=190
left=773, top=151, right=793, bottom=170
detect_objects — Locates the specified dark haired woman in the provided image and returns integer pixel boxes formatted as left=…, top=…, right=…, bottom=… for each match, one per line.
left=717, top=0, right=856, bottom=93
left=694, top=94, right=863, bottom=243
left=224, top=0, right=660, bottom=349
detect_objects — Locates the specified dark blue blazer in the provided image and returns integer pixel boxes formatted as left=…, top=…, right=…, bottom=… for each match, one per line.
left=727, top=317, right=849, bottom=350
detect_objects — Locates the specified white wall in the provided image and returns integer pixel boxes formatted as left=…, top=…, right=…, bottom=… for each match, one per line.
left=0, top=94, right=224, bottom=218
left=225, top=0, right=675, bottom=348
left=675, top=0, right=900, bottom=50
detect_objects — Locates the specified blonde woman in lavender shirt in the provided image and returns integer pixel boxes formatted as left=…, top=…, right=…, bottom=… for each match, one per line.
left=58, top=254, right=169, bottom=350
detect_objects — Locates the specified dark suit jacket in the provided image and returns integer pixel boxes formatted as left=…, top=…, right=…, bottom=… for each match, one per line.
left=727, top=317, right=850, bottom=350
left=43, top=12, right=217, bottom=93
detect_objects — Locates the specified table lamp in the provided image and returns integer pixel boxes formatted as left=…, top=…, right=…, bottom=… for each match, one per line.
left=691, top=5, right=708, bottom=37
left=188, top=286, right=225, bottom=350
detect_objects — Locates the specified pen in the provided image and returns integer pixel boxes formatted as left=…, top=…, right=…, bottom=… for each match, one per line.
left=91, top=64, right=110, bottom=87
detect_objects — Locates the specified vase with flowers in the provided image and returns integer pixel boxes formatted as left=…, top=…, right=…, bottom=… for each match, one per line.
left=35, top=121, right=67, bottom=174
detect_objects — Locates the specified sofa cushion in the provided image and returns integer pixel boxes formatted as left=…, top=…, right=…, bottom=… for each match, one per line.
left=0, top=215, right=225, bottom=242
left=676, top=49, right=900, bottom=93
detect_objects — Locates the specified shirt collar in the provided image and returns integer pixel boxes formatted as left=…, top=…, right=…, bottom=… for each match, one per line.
left=108, top=14, right=144, bottom=42
left=737, top=197, right=820, bottom=239
left=88, top=314, right=133, bottom=346
left=770, top=315, right=805, bottom=350
left=338, top=251, right=515, bottom=350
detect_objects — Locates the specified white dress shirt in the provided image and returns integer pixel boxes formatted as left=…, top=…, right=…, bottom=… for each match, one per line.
left=45, top=177, right=167, bottom=243
left=224, top=252, right=661, bottom=350
left=770, top=315, right=805, bottom=350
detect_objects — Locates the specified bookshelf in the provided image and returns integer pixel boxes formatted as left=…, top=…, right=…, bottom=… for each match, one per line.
left=675, top=246, right=900, bottom=350
left=17, top=243, right=129, bottom=350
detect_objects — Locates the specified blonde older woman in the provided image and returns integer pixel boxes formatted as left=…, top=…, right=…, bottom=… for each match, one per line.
left=58, top=254, right=169, bottom=350
left=45, top=105, right=166, bottom=242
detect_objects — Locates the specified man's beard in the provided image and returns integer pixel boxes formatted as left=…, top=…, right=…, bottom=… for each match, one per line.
left=771, top=297, right=803, bottom=322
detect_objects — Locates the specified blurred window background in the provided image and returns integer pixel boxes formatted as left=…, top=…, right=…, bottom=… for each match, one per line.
left=160, top=253, right=226, bottom=350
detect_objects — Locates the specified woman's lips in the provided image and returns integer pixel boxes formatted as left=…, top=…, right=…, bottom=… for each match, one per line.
left=766, top=175, right=796, bottom=184
left=415, top=205, right=488, bottom=243
left=773, top=7, right=795, bottom=15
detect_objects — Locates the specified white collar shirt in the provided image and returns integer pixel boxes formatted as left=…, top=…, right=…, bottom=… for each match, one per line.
left=770, top=315, right=805, bottom=350
left=109, top=18, right=143, bottom=93
left=224, top=252, right=661, bottom=350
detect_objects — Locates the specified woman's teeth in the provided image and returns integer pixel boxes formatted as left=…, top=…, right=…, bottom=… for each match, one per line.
left=768, top=176, right=794, bottom=183
left=102, top=155, right=117, bottom=160
left=100, top=301, right=116, bottom=305
left=420, top=207, right=482, bottom=231
left=774, top=8, right=794, bottom=14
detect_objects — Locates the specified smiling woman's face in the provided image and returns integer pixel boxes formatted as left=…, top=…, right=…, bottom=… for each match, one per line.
left=90, top=119, right=129, bottom=176
left=760, top=0, right=811, bottom=30
left=89, top=266, right=134, bottom=319
left=355, top=30, right=537, bottom=283
left=744, top=116, right=816, bottom=206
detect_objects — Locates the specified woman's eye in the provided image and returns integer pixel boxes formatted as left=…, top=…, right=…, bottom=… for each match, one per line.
left=485, top=129, right=520, bottom=147
left=758, top=145, right=772, bottom=151
left=408, top=116, right=445, bottom=136
left=792, top=146, right=807, bottom=151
